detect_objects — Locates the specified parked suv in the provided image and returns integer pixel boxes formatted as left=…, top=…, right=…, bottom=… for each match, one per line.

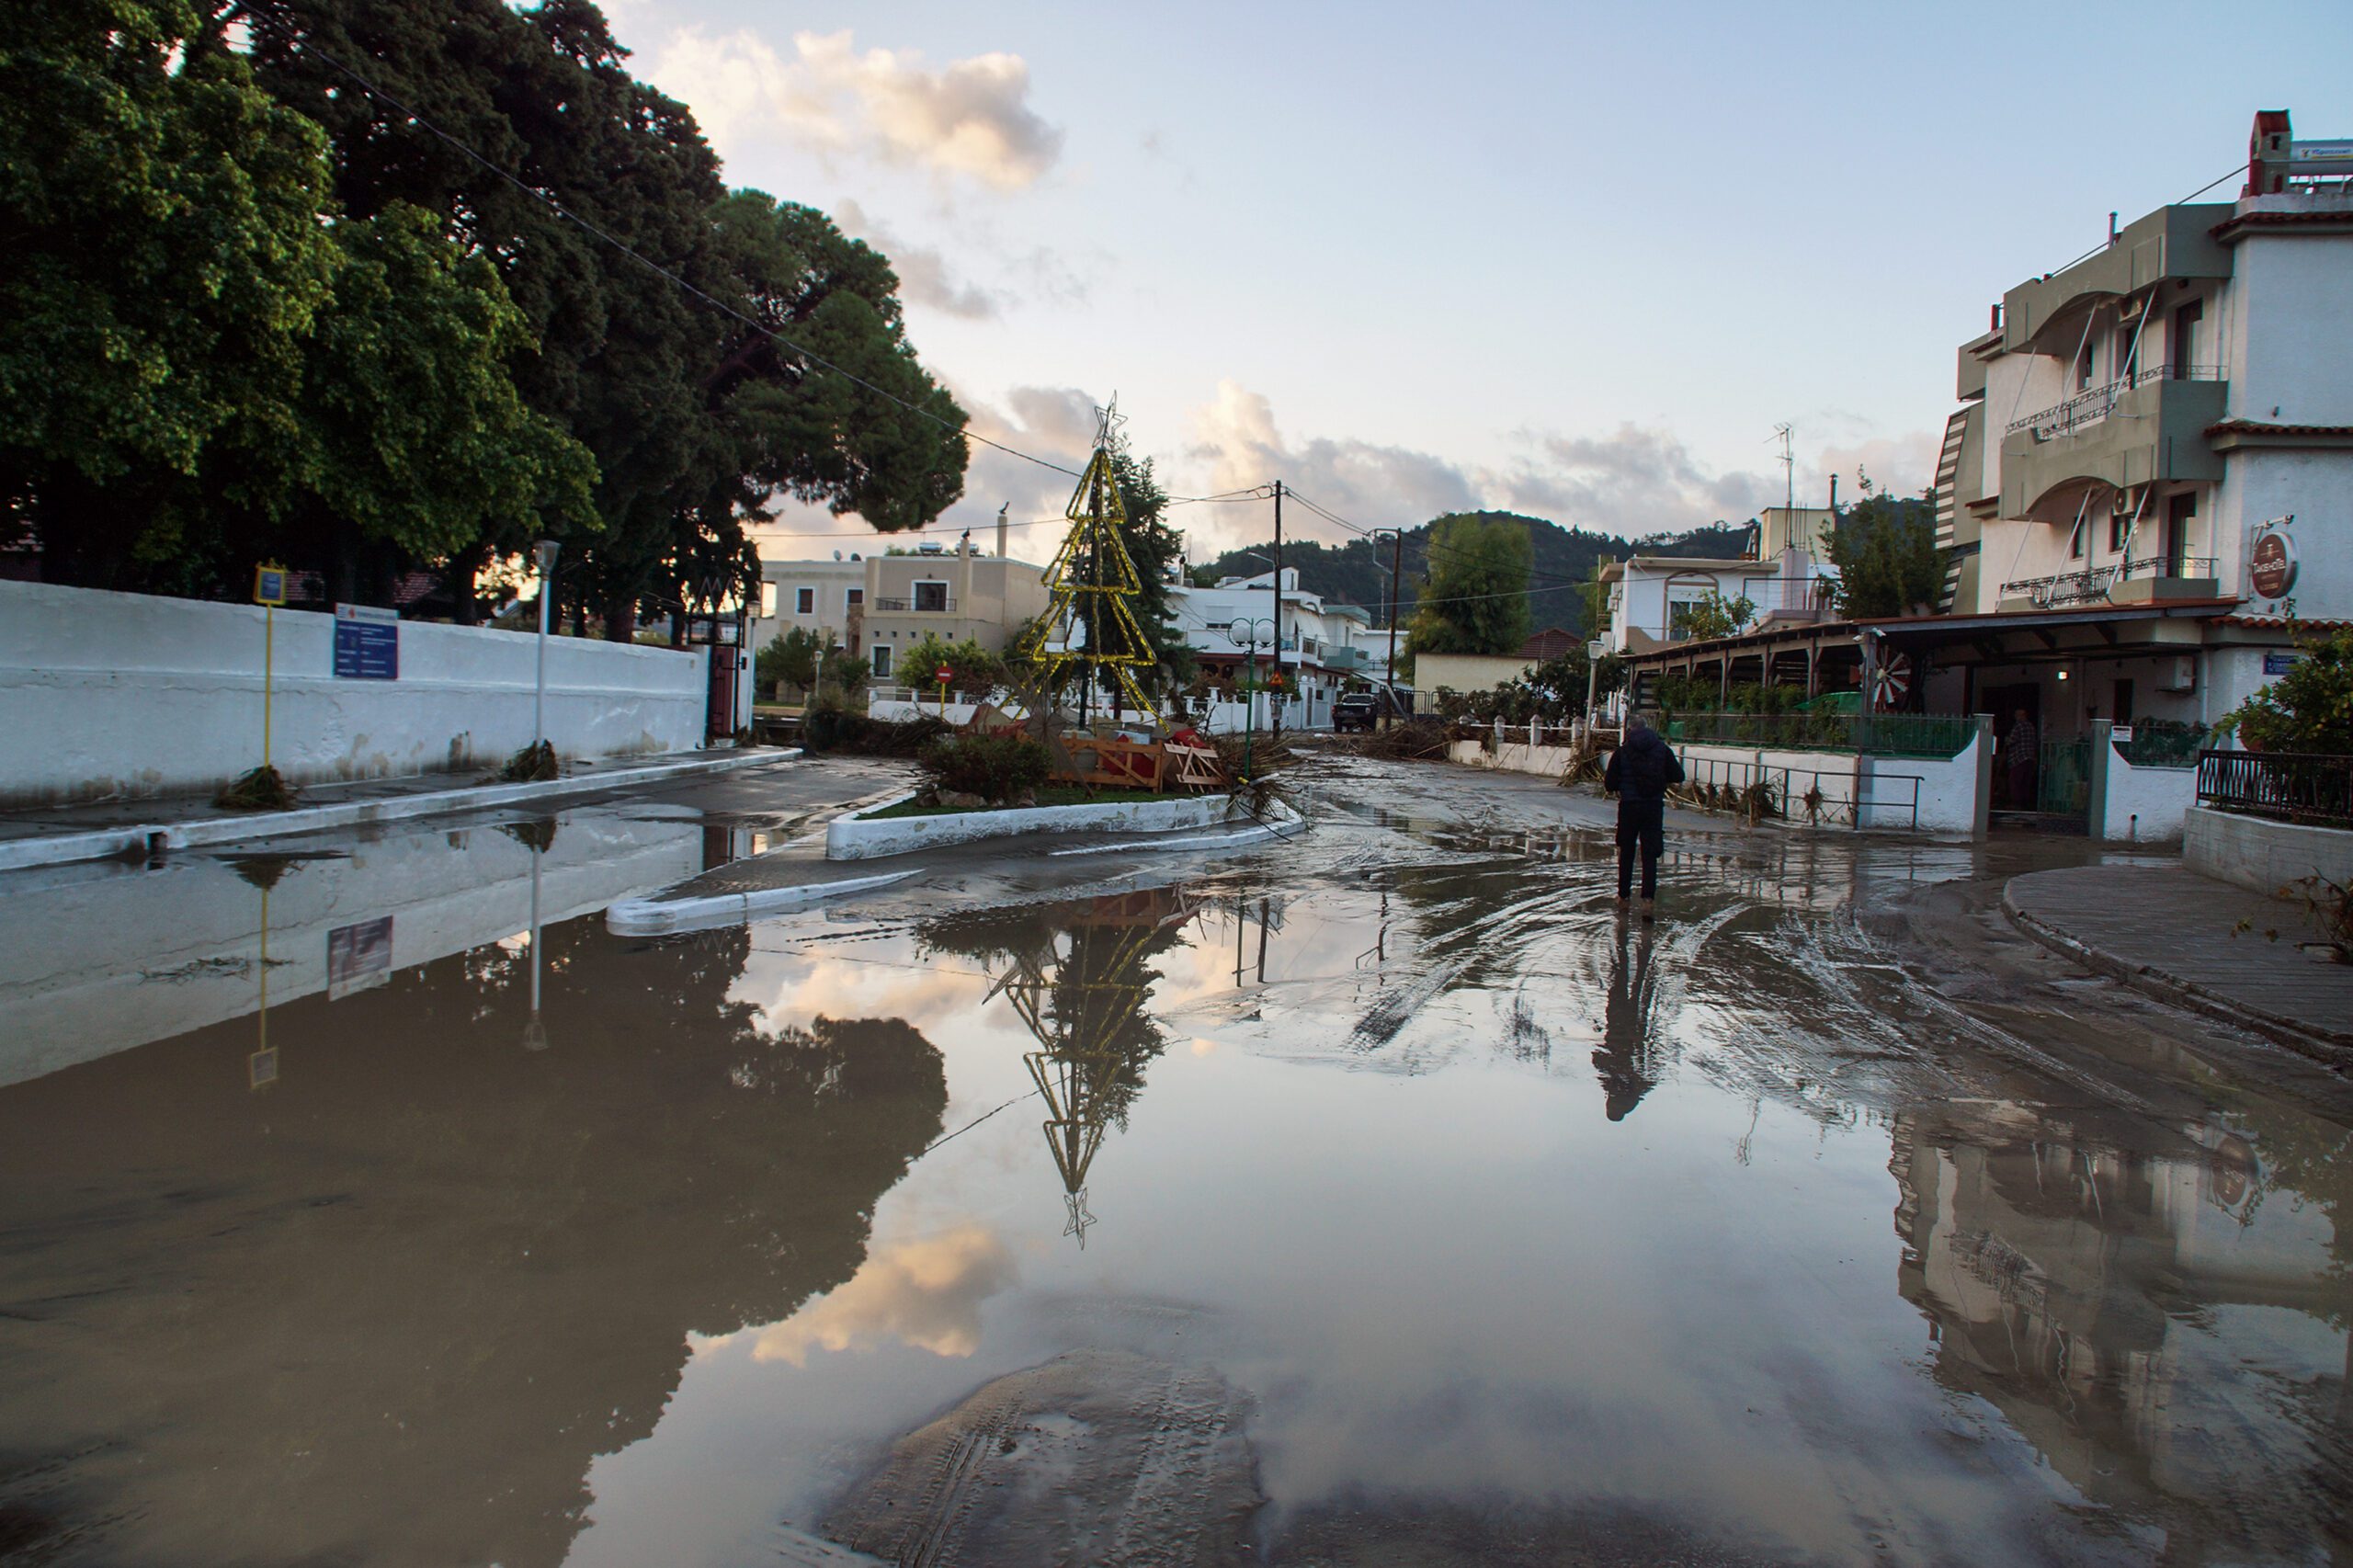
left=1334, top=692, right=1382, bottom=732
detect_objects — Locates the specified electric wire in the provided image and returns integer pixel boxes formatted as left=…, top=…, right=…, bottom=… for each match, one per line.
left=242, top=13, right=1083, bottom=479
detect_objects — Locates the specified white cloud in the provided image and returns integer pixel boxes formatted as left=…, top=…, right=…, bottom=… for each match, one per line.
left=648, top=28, right=1063, bottom=189
left=1185, top=381, right=1478, bottom=543
left=833, top=199, right=1000, bottom=320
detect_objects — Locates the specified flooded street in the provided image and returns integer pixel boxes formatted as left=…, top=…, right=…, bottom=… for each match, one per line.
left=2, top=758, right=2347, bottom=1566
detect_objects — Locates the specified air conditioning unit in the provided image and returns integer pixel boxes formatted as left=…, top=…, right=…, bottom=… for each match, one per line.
left=2156, top=654, right=2197, bottom=693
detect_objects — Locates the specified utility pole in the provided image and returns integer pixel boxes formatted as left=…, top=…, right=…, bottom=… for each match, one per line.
left=1269, top=481, right=1284, bottom=740
left=1374, top=522, right=1392, bottom=724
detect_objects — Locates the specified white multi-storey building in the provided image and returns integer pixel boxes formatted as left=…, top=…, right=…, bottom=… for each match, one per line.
left=1916, top=109, right=2353, bottom=734
left=1165, top=568, right=1380, bottom=732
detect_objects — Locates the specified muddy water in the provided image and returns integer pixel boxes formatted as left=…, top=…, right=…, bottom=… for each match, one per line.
left=0, top=763, right=2347, bottom=1566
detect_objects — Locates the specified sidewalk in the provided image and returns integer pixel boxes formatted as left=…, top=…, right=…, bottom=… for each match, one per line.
left=2004, top=863, right=2353, bottom=1059
left=0, top=746, right=801, bottom=873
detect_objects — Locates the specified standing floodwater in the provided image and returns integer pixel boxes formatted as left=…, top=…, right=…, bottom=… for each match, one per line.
left=0, top=759, right=2345, bottom=1566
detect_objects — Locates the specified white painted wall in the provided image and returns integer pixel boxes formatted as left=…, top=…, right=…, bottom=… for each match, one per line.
left=2229, top=220, right=2353, bottom=424
left=0, top=579, right=708, bottom=806
left=1673, top=734, right=1983, bottom=835
left=2100, top=746, right=2197, bottom=843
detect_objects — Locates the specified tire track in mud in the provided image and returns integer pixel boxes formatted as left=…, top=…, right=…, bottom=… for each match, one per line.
left=820, top=1350, right=1259, bottom=1568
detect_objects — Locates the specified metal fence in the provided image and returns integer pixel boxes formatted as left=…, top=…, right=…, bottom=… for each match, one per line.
left=1678, top=754, right=1923, bottom=831
left=1664, top=711, right=1973, bottom=758
left=2196, top=750, right=2353, bottom=829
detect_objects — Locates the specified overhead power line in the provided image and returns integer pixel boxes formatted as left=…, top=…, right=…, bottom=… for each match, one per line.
left=244, top=14, right=1083, bottom=479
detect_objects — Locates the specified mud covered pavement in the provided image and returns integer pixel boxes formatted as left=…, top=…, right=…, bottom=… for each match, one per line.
left=0, top=755, right=2347, bottom=1566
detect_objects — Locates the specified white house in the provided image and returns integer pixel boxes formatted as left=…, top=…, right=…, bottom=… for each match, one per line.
left=1918, top=108, right=2353, bottom=736
left=1600, top=506, right=1840, bottom=654
left=1165, top=569, right=1382, bottom=732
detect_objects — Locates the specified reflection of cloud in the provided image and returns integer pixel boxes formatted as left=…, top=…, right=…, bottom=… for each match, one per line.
left=649, top=28, right=1062, bottom=188
left=741, top=953, right=995, bottom=1039
left=751, top=1225, right=1016, bottom=1365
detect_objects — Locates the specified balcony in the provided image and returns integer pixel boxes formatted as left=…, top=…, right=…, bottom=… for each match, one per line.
left=1999, top=204, right=2232, bottom=356
left=1998, top=555, right=2220, bottom=610
left=870, top=596, right=958, bottom=614
left=1998, top=367, right=2227, bottom=521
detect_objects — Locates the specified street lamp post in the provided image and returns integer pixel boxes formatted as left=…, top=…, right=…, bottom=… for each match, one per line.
left=1227, top=616, right=1276, bottom=780
left=532, top=540, right=561, bottom=758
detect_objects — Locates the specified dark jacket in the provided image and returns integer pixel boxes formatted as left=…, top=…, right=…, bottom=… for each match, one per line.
left=1604, top=726, right=1685, bottom=807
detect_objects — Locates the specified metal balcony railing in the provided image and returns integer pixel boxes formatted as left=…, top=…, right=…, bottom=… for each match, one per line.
left=2005, top=363, right=2225, bottom=440
left=1999, top=568, right=2119, bottom=608
left=2002, top=555, right=2221, bottom=608
left=870, top=596, right=957, bottom=613
left=2121, top=554, right=2218, bottom=580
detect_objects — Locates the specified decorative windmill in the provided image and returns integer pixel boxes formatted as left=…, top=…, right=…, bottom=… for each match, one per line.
left=1018, top=401, right=1161, bottom=726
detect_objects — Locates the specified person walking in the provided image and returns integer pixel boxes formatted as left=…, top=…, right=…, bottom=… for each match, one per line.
left=1603, top=713, right=1684, bottom=920
left=2004, top=708, right=2039, bottom=810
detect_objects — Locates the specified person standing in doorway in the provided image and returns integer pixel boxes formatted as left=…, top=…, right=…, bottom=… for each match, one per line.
left=1604, top=714, right=1684, bottom=919
left=2004, top=708, right=2039, bottom=810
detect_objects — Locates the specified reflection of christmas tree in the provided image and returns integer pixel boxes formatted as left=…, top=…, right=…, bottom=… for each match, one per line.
left=928, top=887, right=1201, bottom=1247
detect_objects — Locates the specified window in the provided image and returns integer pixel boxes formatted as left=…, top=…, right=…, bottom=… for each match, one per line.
left=2075, top=337, right=2097, bottom=391
left=913, top=580, right=949, bottom=612
left=2112, top=678, right=2134, bottom=726
left=795, top=586, right=815, bottom=615
left=846, top=587, right=864, bottom=609
left=871, top=643, right=892, bottom=678
left=2109, top=508, right=2131, bottom=554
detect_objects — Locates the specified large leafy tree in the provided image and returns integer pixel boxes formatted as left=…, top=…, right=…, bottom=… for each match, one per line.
left=0, top=0, right=341, bottom=588
left=1822, top=477, right=1943, bottom=619
left=1405, top=513, right=1534, bottom=657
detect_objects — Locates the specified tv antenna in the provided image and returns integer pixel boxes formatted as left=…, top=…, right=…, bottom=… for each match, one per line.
left=1769, top=423, right=1795, bottom=513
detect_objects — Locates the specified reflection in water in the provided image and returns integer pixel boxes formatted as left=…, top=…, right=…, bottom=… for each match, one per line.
left=1893, top=1102, right=2352, bottom=1560
left=1594, top=915, right=1662, bottom=1120
left=924, top=888, right=1203, bottom=1247
left=0, top=915, right=947, bottom=1568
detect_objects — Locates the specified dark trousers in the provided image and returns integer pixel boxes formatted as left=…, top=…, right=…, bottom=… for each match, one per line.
left=1617, top=799, right=1664, bottom=899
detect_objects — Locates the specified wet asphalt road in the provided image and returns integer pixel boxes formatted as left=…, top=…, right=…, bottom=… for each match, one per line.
left=0, top=753, right=2346, bottom=1567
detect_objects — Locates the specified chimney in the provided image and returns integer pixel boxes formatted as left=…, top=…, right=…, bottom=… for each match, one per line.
left=995, top=503, right=1008, bottom=561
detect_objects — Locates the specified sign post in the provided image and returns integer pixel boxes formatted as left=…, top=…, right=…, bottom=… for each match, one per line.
left=533, top=540, right=561, bottom=755
left=252, top=563, right=289, bottom=772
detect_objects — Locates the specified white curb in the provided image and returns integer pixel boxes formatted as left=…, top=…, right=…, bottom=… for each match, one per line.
left=606, top=868, right=916, bottom=936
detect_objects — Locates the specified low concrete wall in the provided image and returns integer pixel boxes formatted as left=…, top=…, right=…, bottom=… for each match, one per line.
left=2185, top=804, right=2353, bottom=895
left=1446, top=738, right=1579, bottom=778
left=826, top=790, right=1239, bottom=860
left=0, top=579, right=708, bottom=806
left=1668, top=734, right=1983, bottom=835
left=2101, top=749, right=2198, bottom=843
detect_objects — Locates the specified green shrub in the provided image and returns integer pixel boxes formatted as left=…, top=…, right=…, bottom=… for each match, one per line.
left=2227, top=625, right=2353, bottom=755
left=918, top=733, right=1052, bottom=802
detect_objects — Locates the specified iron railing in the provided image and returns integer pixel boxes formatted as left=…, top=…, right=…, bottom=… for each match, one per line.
left=1664, top=710, right=1974, bottom=759
left=1678, top=754, right=1924, bottom=831
left=871, top=596, right=958, bottom=613
left=2000, top=556, right=2222, bottom=608
left=2006, top=362, right=2226, bottom=439
left=2196, top=749, right=2353, bottom=829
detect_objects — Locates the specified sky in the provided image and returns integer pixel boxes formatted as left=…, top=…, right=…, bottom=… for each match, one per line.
left=596, top=0, right=2353, bottom=561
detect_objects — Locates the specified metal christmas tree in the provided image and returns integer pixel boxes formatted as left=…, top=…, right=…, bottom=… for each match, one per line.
left=1019, top=402, right=1160, bottom=726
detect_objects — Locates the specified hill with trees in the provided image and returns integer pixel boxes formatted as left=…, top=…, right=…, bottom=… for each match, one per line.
left=1195, top=513, right=1754, bottom=638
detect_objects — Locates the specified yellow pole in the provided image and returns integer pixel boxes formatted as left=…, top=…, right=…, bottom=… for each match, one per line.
left=263, top=604, right=275, bottom=771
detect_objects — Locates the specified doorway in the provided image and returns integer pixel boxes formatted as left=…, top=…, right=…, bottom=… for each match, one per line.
left=1983, top=682, right=2040, bottom=812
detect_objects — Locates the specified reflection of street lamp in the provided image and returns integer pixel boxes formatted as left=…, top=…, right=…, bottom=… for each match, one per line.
left=522, top=845, right=549, bottom=1051
left=532, top=540, right=561, bottom=756
left=1227, top=616, right=1276, bottom=780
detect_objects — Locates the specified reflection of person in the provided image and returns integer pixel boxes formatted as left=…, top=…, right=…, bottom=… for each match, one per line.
left=1594, top=918, right=1659, bottom=1120
left=1604, top=714, right=1685, bottom=918
left=2005, top=708, right=2039, bottom=808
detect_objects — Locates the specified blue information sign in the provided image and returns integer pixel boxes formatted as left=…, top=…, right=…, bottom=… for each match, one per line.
left=334, top=604, right=400, bottom=679
left=2263, top=653, right=2300, bottom=676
